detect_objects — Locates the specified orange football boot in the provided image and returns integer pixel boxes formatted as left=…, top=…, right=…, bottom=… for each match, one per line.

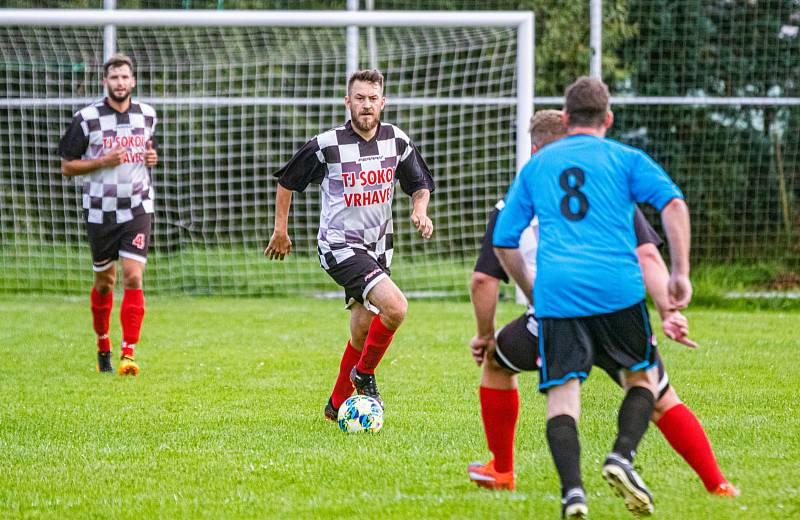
left=467, top=459, right=515, bottom=490
left=712, top=482, right=740, bottom=497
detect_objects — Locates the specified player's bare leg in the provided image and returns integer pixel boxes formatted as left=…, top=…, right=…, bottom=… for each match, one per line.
left=92, top=262, right=116, bottom=372
left=469, top=349, right=519, bottom=490
left=602, top=367, right=658, bottom=517
left=117, top=257, right=146, bottom=376
left=652, top=386, right=739, bottom=496
left=325, top=303, right=375, bottom=421
left=349, top=277, right=407, bottom=408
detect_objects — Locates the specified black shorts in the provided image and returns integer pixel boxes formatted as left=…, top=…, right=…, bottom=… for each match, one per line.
left=537, top=300, right=659, bottom=393
left=494, top=308, right=540, bottom=372
left=494, top=307, right=669, bottom=398
left=474, top=208, right=509, bottom=283
left=85, top=213, right=152, bottom=272
left=324, top=252, right=391, bottom=313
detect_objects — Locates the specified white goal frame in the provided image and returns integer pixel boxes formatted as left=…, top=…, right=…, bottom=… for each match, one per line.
left=0, top=8, right=535, bottom=177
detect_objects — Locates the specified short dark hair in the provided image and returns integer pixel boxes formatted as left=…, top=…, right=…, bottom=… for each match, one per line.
left=529, top=109, right=566, bottom=148
left=564, top=76, right=609, bottom=127
left=103, top=53, right=134, bottom=77
left=347, top=69, right=384, bottom=96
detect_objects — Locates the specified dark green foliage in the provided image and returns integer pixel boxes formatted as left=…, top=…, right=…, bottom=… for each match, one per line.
left=1, top=0, right=797, bottom=295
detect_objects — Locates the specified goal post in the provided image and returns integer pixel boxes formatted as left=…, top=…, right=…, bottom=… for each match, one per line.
left=0, top=8, right=533, bottom=297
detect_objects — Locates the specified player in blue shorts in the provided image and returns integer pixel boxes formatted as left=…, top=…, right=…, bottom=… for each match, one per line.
left=468, top=110, right=737, bottom=499
left=494, top=78, right=692, bottom=518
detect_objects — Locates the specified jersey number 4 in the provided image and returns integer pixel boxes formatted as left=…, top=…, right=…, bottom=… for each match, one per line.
left=132, top=233, right=146, bottom=250
left=559, top=167, right=589, bottom=221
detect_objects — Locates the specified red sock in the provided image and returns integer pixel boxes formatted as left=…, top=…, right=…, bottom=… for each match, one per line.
left=90, top=288, right=113, bottom=352
left=356, top=316, right=396, bottom=375
left=656, top=403, right=727, bottom=491
left=331, top=341, right=362, bottom=409
left=480, top=386, right=519, bottom=474
left=120, top=289, right=145, bottom=357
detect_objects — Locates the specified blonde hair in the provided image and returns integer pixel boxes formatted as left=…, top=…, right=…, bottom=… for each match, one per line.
left=529, top=109, right=567, bottom=149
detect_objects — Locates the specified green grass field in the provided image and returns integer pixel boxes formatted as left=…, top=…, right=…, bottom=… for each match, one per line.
left=1, top=295, right=798, bottom=519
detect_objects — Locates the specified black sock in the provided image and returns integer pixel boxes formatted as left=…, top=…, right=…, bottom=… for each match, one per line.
left=613, top=386, right=655, bottom=460
left=546, top=414, right=582, bottom=496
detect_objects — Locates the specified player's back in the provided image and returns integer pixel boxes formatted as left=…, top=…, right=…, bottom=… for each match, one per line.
left=521, top=134, right=681, bottom=317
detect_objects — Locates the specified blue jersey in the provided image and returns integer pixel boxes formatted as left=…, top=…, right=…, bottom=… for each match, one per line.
left=493, top=134, right=683, bottom=318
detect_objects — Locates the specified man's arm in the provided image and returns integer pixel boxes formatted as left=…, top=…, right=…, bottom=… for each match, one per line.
left=143, top=141, right=158, bottom=168
left=264, top=184, right=294, bottom=260
left=660, top=198, right=692, bottom=309
left=61, top=146, right=126, bottom=177
left=410, top=188, right=433, bottom=239
left=637, top=242, right=698, bottom=348
left=469, top=272, right=500, bottom=365
left=493, top=247, right=533, bottom=304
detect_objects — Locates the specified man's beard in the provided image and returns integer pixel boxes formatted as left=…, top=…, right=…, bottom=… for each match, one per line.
left=108, top=89, right=131, bottom=103
left=351, top=109, right=380, bottom=133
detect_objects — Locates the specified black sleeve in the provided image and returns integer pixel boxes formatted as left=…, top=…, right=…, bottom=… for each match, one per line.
left=396, top=142, right=435, bottom=196
left=273, top=137, right=326, bottom=192
left=633, top=206, right=662, bottom=248
left=58, top=115, right=89, bottom=160
left=473, top=207, right=510, bottom=283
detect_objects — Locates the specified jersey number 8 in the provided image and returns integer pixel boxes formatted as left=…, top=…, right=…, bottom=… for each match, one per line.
left=559, top=167, right=589, bottom=221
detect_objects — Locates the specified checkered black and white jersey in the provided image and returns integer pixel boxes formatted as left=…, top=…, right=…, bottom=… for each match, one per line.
left=58, top=98, right=157, bottom=224
left=276, top=121, right=434, bottom=270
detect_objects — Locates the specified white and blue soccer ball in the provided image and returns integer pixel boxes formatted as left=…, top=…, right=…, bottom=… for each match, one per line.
left=337, top=395, right=384, bottom=433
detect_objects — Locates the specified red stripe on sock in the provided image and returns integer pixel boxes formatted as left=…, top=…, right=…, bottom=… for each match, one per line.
left=90, top=288, right=113, bottom=352
left=656, top=403, right=727, bottom=491
left=480, top=386, right=519, bottom=474
left=356, top=316, right=396, bottom=375
left=121, top=289, right=145, bottom=346
left=331, top=341, right=362, bottom=409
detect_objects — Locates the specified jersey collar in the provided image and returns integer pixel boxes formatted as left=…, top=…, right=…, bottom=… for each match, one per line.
left=345, top=119, right=382, bottom=143
left=103, top=97, right=132, bottom=115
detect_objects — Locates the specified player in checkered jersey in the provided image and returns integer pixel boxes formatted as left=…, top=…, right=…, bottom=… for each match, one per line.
left=58, top=53, right=158, bottom=376
left=265, top=69, right=435, bottom=420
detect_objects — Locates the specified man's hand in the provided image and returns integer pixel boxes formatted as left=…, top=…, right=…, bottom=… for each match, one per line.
left=411, top=211, right=433, bottom=239
left=470, top=334, right=495, bottom=366
left=661, top=310, right=699, bottom=348
left=102, top=146, right=127, bottom=168
left=668, top=272, right=693, bottom=309
left=264, top=230, right=292, bottom=260
left=143, top=141, right=158, bottom=167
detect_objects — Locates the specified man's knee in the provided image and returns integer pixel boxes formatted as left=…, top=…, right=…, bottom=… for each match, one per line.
left=94, top=269, right=115, bottom=294
left=481, top=351, right=517, bottom=390
left=623, top=367, right=659, bottom=398
left=546, top=379, right=581, bottom=420
left=652, top=386, right=681, bottom=422
left=122, top=264, right=144, bottom=290
left=485, top=351, right=516, bottom=377
left=380, top=292, right=407, bottom=328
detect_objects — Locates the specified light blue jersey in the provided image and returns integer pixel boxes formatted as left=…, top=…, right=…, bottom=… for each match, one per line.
left=493, top=134, right=683, bottom=318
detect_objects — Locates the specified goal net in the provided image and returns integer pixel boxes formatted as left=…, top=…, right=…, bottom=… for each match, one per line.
left=0, top=9, right=532, bottom=297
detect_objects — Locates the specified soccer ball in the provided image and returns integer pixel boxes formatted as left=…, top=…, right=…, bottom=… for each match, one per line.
left=337, top=395, right=384, bottom=433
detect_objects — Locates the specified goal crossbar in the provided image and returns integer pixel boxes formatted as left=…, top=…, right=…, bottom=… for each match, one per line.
left=0, top=9, right=530, bottom=28
left=0, top=8, right=535, bottom=176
